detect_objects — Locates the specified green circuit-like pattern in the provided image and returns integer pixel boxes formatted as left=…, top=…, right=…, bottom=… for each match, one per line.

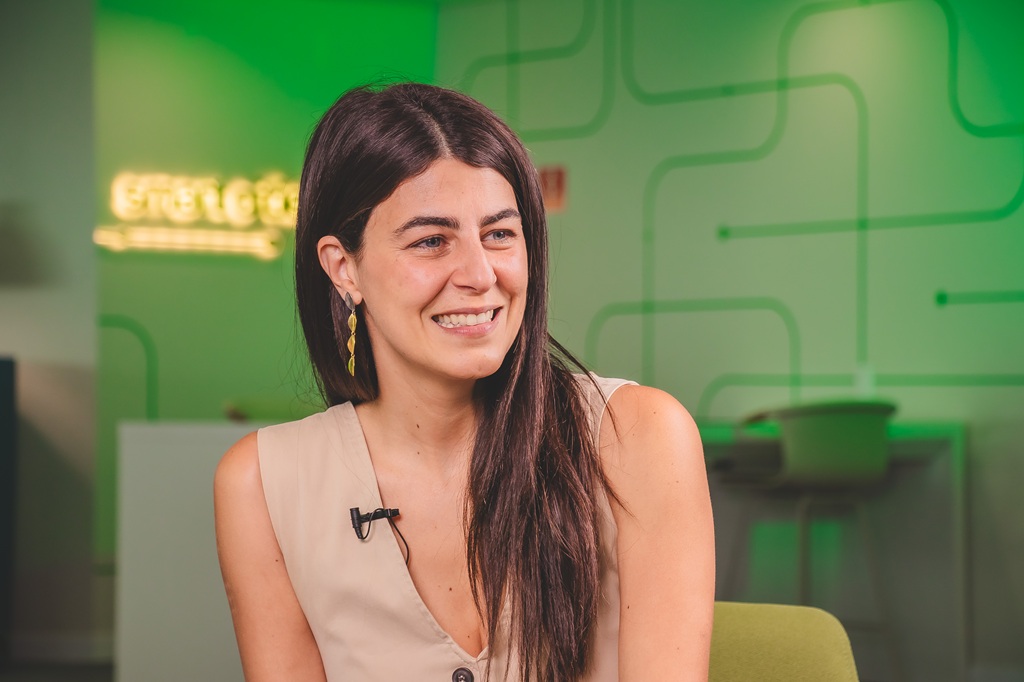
left=441, top=0, right=1023, bottom=420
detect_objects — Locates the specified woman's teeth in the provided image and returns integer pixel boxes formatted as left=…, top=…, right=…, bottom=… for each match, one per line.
left=433, top=309, right=495, bottom=328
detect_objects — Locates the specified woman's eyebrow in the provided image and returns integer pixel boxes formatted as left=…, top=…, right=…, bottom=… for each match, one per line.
left=481, top=208, right=520, bottom=227
left=394, top=215, right=458, bottom=235
left=394, top=208, right=520, bottom=235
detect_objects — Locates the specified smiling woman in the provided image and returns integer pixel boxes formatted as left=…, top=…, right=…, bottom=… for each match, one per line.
left=317, top=159, right=528, bottom=387
left=213, top=83, right=715, bottom=682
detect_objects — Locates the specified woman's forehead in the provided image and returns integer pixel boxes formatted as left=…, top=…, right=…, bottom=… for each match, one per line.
left=367, top=159, right=517, bottom=231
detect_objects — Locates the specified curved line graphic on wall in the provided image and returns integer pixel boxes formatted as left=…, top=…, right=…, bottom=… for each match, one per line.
left=458, top=0, right=617, bottom=142
left=621, top=0, right=885, bottom=106
left=98, top=314, right=159, bottom=420
left=584, top=296, right=803, bottom=404
left=714, top=0, right=1024, bottom=240
left=458, top=0, right=598, bottom=93
left=622, top=0, right=1023, bottom=136
left=612, top=0, right=1022, bottom=392
left=637, top=74, right=868, bottom=374
left=719, top=155, right=1024, bottom=239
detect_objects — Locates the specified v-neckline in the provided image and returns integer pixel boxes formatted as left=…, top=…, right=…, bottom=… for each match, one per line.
left=334, top=402, right=491, bottom=664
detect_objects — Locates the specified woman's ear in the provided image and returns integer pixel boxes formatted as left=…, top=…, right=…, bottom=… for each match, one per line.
left=316, top=235, right=363, bottom=305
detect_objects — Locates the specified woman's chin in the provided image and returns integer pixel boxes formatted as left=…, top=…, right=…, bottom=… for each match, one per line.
left=440, top=355, right=507, bottom=383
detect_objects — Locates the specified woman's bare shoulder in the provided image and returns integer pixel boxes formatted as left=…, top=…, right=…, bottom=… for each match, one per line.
left=599, top=383, right=703, bottom=475
left=215, top=431, right=261, bottom=497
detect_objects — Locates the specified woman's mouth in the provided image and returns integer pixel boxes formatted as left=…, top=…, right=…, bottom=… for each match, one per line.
left=432, top=308, right=499, bottom=329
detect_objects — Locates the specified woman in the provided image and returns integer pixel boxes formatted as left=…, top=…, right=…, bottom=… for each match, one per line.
left=215, top=83, right=714, bottom=681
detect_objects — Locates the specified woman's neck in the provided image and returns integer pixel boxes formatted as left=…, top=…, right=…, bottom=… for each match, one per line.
left=356, top=371, right=479, bottom=476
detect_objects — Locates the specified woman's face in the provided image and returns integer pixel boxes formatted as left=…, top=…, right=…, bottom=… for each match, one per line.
left=346, top=158, right=528, bottom=388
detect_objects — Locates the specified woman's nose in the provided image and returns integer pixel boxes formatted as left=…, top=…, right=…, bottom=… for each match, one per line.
left=451, top=240, right=497, bottom=291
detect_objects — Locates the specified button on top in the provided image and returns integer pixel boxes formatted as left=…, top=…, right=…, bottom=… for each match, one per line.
left=452, top=667, right=474, bottom=682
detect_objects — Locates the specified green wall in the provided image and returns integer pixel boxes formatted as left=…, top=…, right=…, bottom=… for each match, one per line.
left=94, top=0, right=438, bottom=561
left=434, top=0, right=1022, bottom=673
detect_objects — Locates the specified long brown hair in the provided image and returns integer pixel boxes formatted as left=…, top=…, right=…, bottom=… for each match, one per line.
left=295, top=83, right=607, bottom=681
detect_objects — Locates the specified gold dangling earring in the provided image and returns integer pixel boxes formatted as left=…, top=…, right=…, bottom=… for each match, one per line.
left=344, top=292, right=357, bottom=376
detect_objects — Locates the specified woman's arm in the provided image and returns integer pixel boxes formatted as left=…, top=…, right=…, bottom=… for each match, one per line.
left=214, top=432, right=328, bottom=681
left=600, top=385, right=716, bottom=680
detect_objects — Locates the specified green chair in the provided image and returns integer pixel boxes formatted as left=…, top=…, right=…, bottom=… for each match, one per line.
left=710, top=601, right=859, bottom=682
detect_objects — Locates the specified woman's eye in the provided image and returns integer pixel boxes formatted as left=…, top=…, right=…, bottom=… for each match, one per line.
left=486, top=229, right=515, bottom=242
left=415, top=236, right=444, bottom=249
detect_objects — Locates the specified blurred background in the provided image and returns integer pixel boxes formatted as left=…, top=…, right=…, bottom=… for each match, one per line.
left=0, top=0, right=1021, bottom=680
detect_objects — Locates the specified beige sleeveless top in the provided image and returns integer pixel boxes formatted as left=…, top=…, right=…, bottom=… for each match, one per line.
left=258, top=374, right=635, bottom=681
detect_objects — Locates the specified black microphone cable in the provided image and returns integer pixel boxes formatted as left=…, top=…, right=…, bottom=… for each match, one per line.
left=350, top=507, right=410, bottom=565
